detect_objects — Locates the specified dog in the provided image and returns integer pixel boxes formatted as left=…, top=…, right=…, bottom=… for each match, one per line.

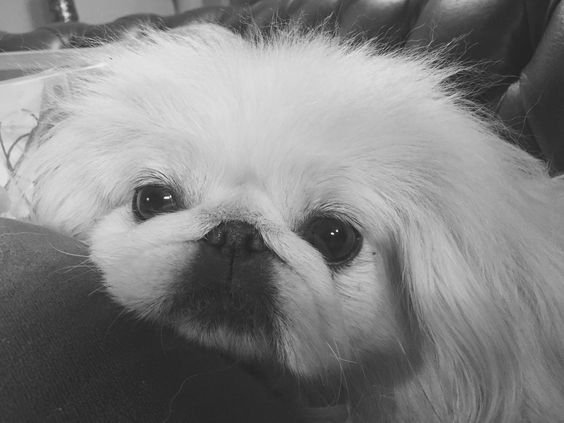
left=21, top=24, right=564, bottom=422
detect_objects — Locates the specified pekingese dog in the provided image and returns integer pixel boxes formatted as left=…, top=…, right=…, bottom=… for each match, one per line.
left=21, top=24, right=564, bottom=422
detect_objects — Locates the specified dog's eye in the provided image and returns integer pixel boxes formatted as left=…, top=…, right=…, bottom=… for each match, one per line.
left=133, top=185, right=178, bottom=221
left=302, top=218, right=362, bottom=266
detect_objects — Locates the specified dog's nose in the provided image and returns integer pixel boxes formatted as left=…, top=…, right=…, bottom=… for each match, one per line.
left=203, top=221, right=266, bottom=255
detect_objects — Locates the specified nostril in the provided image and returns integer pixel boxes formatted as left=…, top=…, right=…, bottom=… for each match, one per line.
left=204, top=225, right=226, bottom=247
left=247, top=232, right=266, bottom=252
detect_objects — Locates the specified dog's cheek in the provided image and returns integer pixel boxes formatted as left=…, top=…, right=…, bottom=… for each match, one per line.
left=337, top=256, right=401, bottom=349
left=88, top=209, right=196, bottom=317
left=97, top=244, right=188, bottom=316
left=272, top=245, right=406, bottom=376
left=271, top=261, right=341, bottom=376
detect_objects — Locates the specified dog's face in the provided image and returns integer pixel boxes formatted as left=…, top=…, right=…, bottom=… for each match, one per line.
left=87, top=130, right=406, bottom=376
left=28, top=26, right=561, bottom=401
left=81, top=32, right=415, bottom=374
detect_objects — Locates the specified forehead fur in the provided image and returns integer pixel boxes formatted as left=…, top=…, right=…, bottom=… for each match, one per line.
left=59, top=26, right=452, bottom=156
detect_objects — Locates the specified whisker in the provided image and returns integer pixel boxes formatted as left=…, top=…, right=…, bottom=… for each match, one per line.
left=326, top=341, right=354, bottom=404
left=0, top=231, right=51, bottom=239
left=53, top=258, right=96, bottom=273
left=103, top=307, right=131, bottom=341
left=395, top=337, right=442, bottom=421
left=47, top=241, right=89, bottom=258
left=88, top=284, right=107, bottom=297
left=162, top=364, right=236, bottom=423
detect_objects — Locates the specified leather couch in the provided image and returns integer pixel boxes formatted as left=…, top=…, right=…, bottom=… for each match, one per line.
left=1, top=1, right=563, bottom=422
left=1, top=0, right=563, bottom=173
left=0, top=218, right=302, bottom=422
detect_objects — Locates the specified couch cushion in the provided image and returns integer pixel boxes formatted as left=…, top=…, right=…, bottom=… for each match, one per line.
left=0, top=218, right=301, bottom=422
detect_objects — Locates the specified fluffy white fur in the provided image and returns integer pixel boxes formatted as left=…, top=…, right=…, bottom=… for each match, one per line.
left=21, top=24, right=564, bottom=422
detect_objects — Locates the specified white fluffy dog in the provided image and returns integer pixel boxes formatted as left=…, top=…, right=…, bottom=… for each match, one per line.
left=22, top=24, right=564, bottom=422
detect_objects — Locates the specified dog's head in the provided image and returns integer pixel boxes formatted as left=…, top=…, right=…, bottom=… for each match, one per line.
left=26, top=25, right=564, bottom=419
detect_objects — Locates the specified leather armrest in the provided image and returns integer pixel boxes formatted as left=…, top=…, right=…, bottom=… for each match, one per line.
left=0, top=218, right=302, bottom=422
left=0, top=0, right=562, bottom=172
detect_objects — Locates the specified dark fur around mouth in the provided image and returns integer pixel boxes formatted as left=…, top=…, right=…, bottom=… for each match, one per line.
left=165, top=241, right=280, bottom=339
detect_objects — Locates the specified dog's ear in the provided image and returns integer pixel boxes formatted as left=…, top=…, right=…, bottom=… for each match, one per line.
left=394, top=194, right=564, bottom=421
left=4, top=68, right=81, bottom=225
left=35, top=63, right=108, bottom=137
left=11, top=63, right=110, bottom=237
left=29, top=70, right=74, bottom=141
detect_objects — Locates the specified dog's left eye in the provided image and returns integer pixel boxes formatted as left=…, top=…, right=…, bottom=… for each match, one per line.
left=133, top=185, right=178, bottom=221
left=302, top=217, right=362, bottom=266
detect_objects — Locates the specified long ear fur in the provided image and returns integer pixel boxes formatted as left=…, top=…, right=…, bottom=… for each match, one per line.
left=392, top=150, right=564, bottom=422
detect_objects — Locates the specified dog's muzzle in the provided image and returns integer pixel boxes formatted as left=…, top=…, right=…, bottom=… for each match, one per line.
left=168, top=220, right=279, bottom=336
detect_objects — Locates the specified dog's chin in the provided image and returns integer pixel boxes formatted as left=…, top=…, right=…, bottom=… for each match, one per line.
left=160, top=242, right=283, bottom=363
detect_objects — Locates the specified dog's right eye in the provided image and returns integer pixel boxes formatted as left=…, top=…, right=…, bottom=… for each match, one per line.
left=133, top=185, right=178, bottom=221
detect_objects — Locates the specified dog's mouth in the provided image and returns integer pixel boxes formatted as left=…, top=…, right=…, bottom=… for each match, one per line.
left=162, top=224, right=281, bottom=344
